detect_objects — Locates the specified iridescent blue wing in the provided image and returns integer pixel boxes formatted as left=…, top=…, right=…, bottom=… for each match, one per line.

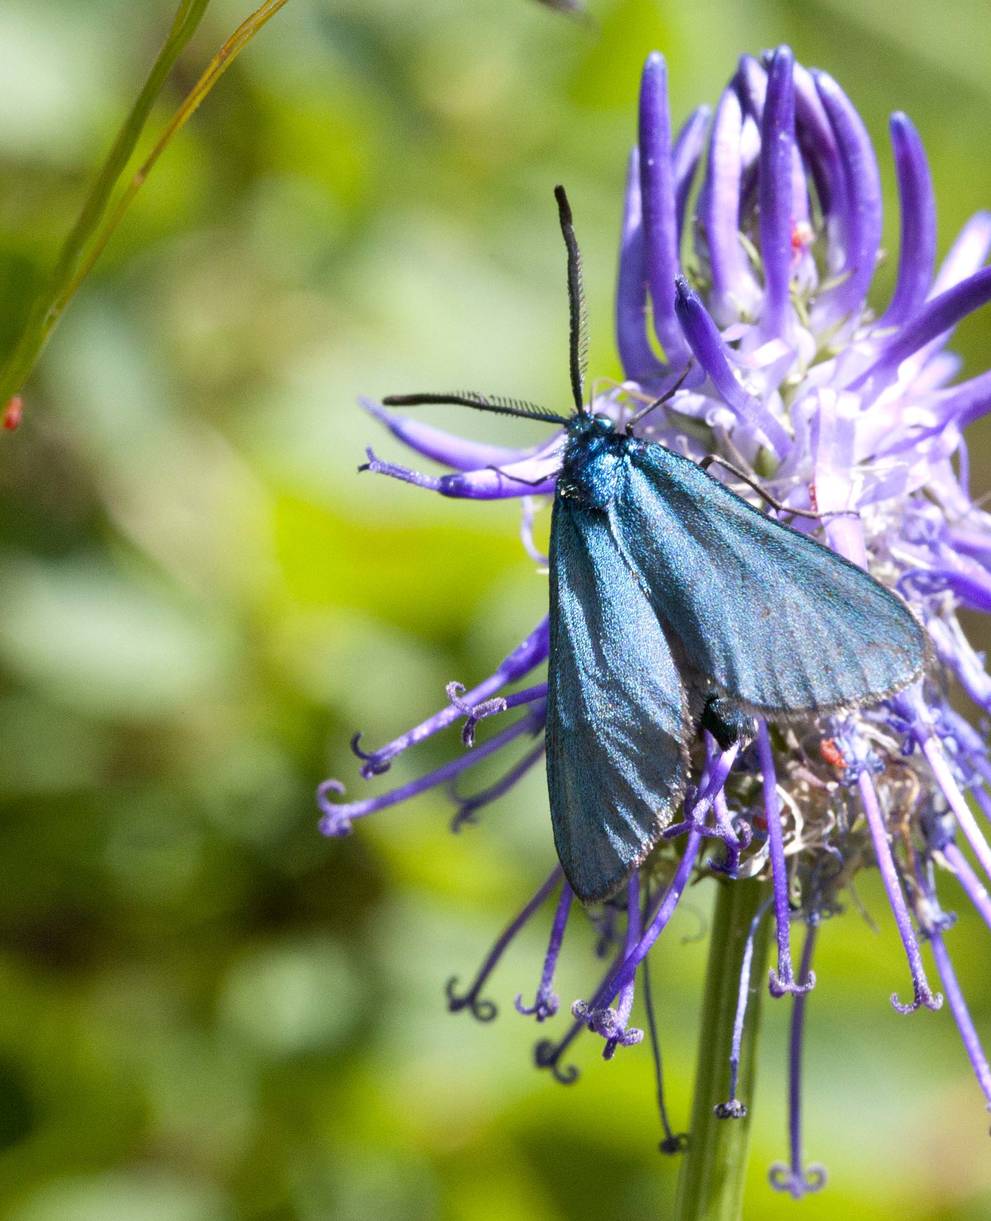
left=546, top=495, right=689, bottom=903
left=616, top=440, right=926, bottom=715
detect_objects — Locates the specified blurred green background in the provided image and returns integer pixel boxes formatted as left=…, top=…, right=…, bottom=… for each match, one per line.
left=2, top=0, right=991, bottom=1217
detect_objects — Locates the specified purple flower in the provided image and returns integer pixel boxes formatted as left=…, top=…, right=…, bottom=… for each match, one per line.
left=320, top=46, right=991, bottom=1192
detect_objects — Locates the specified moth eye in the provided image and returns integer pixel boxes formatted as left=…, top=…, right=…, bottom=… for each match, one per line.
left=591, top=414, right=614, bottom=433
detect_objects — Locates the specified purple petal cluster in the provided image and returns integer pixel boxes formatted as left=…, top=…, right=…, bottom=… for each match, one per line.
left=320, top=46, right=991, bottom=1192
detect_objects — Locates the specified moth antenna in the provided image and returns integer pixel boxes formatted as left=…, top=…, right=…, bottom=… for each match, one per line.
left=625, top=361, right=695, bottom=433
left=554, top=185, right=589, bottom=416
left=382, top=391, right=570, bottom=427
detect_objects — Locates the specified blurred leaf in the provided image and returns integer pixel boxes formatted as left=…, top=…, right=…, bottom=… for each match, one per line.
left=0, top=558, right=229, bottom=717
left=219, top=934, right=361, bottom=1054
left=9, top=1171, right=232, bottom=1221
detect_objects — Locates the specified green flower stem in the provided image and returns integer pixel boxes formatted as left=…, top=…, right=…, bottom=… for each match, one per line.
left=674, top=877, right=770, bottom=1221
left=0, top=0, right=211, bottom=407
left=0, top=0, right=290, bottom=409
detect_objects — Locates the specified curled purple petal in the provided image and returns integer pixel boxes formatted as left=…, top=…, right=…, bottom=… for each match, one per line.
left=931, top=210, right=991, bottom=296
left=616, top=149, right=665, bottom=381
left=735, top=54, right=767, bottom=121
left=758, top=47, right=796, bottom=342
left=361, top=398, right=538, bottom=470
left=639, top=52, right=688, bottom=364
left=880, top=113, right=936, bottom=327
left=850, top=268, right=991, bottom=399
left=673, top=277, right=791, bottom=457
left=792, top=61, right=843, bottom=227
left=813, top=70, right=882, bottom=324
left=702, top=86, right=761, bottom=324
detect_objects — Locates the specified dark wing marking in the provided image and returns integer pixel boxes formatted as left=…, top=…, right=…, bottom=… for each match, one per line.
left=546, top=494, right=688, bottom=902
left=616, top=440, right=926, bottom=717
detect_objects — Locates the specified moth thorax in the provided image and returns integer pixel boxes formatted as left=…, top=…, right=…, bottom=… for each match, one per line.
left=560, top=431, right=626, bottom=509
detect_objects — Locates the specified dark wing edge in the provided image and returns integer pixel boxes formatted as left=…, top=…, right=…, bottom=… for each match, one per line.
left=546, top=496, right=691, bottom=903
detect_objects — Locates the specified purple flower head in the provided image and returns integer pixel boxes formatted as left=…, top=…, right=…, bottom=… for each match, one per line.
left=320, top=47, right=991, bottom=1192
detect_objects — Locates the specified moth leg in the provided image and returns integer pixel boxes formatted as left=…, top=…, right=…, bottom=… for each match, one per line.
left=624, top=360, right=694, bottom=433
left=485, top=465, right=558, bottom=487
left=698, top=454, right=830, bottom=522
left=701, top=695, right=753, bottom=750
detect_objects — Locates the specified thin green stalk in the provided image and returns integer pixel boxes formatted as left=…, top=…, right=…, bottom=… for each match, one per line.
left=0, top=0, right=290, bottom=408
left=0, top=0, right=211, bottom=405
left=674, top=878, right=770, bottom=1221
left=54, top=0, right=211, bottom=290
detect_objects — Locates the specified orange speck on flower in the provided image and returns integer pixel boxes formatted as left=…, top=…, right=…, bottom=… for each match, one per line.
left=791, top=220, right=814, bottom=255
left=819, top=738, right=847, bottom=769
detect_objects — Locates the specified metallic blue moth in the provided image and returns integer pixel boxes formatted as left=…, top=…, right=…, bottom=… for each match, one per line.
left=385, top=186, right=927, bottom=904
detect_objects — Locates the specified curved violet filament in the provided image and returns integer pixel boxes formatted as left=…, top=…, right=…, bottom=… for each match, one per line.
left=318, top=705, right=545, bottom=835
left=581, top=830, right=703, bottom=1009
left=447, top=681, right=548, bottom=748
left=361, top=398, right=540, bottom=470
left=534, top=943, right=629, bottom=1086
left=756, top=720, right=812, bottom=998
left=351, top=618, right=549, bottom=778
left=758, top=46, right=796, bottom=343
left=929, top=927, right=991, bottom=1113
left=735, top=54, right=766, bottom=121
left=610, top=873, right=644, bottom=1054
left=445, top=865, right=562, bottom=1022
left=361, top=443, right=561, bottom=500
left=792, top=61, right=844, bottom=234
left=857, top=770, right=942, bottom=1013
left=616, top=148, right=665, bottom=381
left=709, top=788, right=752, bottom=878
left=902, top=566, right=991, bottom=613
left=768, top=921, right=827, bottom=1199
left=639, top=52, right=688, bottom=365
left=926, top=369, right=991, bottom=434
left=673, top=277, right=791, bottom=457
left=812, top=70, right=882, bottom=326
left=573, top=873, right=646, bottom=1058
left=663, top=736, right=745, bottom=869
left=879, top=113, right=936, bottom=328
left=944, top=843, right=991, bottom=933
left=930, top=210, right=991, bottom=297
left=848, top=267, right=991, bottom=399
left=921, top=730, right=991, bottom=884
left=516, top=880, right=573, bottom=1021
left=451, top=739, right=546, bottom=832
left=694, top=738, right=741, bottom=821
left=715, top=896, right=772, bottom=1119
left=883, top=369, right=991, bottom=452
